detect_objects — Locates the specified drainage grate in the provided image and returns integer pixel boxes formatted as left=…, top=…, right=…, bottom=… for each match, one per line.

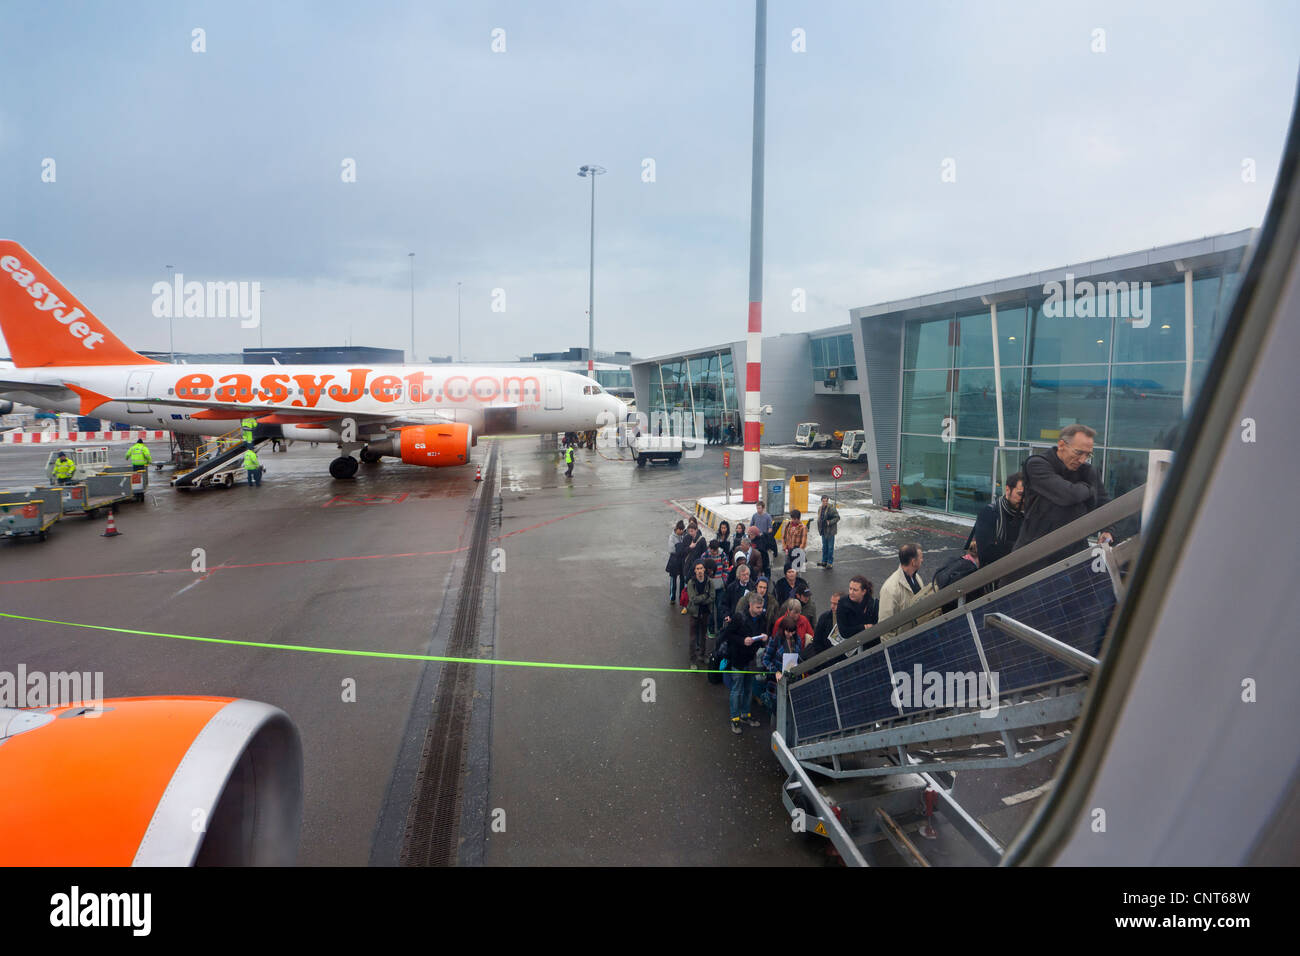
left=399, top=447, right=497, bottom=866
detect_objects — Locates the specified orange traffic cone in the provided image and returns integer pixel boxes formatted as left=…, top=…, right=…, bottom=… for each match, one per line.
left=101, top=507, right=121, bottom=537
left=475, top=466, right=482, bottom=482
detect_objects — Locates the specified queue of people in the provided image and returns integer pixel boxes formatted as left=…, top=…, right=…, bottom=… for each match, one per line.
left=662, top=421, right=1115, bottom=736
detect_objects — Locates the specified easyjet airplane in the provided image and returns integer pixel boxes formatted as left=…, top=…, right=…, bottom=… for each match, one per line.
left=0, top=240, right=628, bottom=477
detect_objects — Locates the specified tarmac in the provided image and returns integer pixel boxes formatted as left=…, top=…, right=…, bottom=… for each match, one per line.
left=0, top=436, right=1056, bottom=865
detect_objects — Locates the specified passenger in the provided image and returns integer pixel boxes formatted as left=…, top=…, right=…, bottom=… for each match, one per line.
left=816, top=495, right=840, bottom=569
left=729, top=542, right=752, bottom=583
left=968, top=472, right=1025, bottom=571
left=685, top=560, right=714, bottom=668
left=720, top=593, right=769, bottom=734
left=666, top=520, right=686, bottom=605
left=745, top=526, right=771, bottom=578
left=793, top=581, right=817, bottom=627
left=750, top=500, right=774, bottom=537
left=745, top=544, right=767, bottom=583
left=716, top=520, right=731, bottom=549
left=731, top=521, right=747, bottom=554
left=750, top=575, right=780, bottom=632
left=802, top=591, right=845, bottom=668
left=766, top=600, right=813, bottom=661
left=836, top=575, right=879, bottom=646
left=877, top=544, right=925, bottom=633
left=1012, top=424, right=1113, bottom=569
left=52, top=452, right=77, bottom=484
left=774, top=562, right=808, bottom=604
left=722, top=562, right=754, bottom=630
left=782, top=508, right=807, bottom=564
left=706, top=540, right=731, bottom=635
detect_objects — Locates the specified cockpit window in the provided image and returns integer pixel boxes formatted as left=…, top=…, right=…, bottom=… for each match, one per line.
left=582, top=384, right=604, bottom=395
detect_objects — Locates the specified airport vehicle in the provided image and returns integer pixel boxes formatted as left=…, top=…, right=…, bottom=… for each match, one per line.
left=794, top=422, right=833, bottom=448
left=840, top=429, right=866, bottom=462
left=0, top=241, right=628, bottom=479
left=0, top=487, right=62, bottom=540
left=633, top=433, right=685, bottom=466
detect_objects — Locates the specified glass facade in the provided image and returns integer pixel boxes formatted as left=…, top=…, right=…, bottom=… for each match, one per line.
left=897, top=266, right=1242, bottom=515
left=811, top=333, right=858, bottom=382
left=645, top=350, right=739, bottom=438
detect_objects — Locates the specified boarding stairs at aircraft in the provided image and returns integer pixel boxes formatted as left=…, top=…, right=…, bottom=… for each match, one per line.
left=171, top=428, right=267, bottom=489
left=772, top=488, right=1145, bottom=866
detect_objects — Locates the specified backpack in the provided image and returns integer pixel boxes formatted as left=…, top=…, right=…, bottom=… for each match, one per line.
left=707, top=636, right=726, bottom=685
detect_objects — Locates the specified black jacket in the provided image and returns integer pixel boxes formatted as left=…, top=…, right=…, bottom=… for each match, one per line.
left=774, top=575, right=808, bottom=604
left=1013, top=451, right=1110, bottom=558
left=721, top=609, right=768, bottom=669
left=968, top=497, right=1024, bottom=569
left=835, top=594, right=879, bottom=645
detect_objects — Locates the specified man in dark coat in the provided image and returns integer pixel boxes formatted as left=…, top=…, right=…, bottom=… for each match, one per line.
left=967, top=472, right=1025, bottom=571
left=1012, top=424, right=1113, bottom=571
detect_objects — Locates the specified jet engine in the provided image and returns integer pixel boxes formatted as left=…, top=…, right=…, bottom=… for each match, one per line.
left=365, top=423, right=473, bottom=467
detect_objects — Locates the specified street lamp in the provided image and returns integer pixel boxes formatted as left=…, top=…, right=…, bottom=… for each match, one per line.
left=577, top=164, right=606, bottom=375
left=457, top=280, right=462, bottom=363
left=408, top=252, right=415, bottom=363
left=165, top=264, right=174, bottom=363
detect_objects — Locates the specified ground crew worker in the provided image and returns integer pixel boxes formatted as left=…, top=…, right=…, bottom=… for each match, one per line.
left=241, top=416, right=258, bottom=444
left=126, top=439, right=152, bottom=471
left=243, top=446, right=263, bottom=486
left=52, top=452, right=77, bottom=484
left=564, top=443, right=575, bottom=478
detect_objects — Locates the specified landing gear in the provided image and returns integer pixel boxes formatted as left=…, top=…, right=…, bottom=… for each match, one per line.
left=359, top=447, right=382, bottom=464
left=330, top=455, right=359, bottom=479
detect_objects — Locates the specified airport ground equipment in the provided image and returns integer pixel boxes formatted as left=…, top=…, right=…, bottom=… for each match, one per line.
left=172, top=428, right=265, bottom=490
left=0, top=487, right=64, bottom=540
left=633, top=433, right=685, bottom=467
left=773, top=488, right=1143, bottom=865
left=42, top=445, right=111, bottom=482
left=840, top=430, right=867, bottom=462
left=794, top=422, right=834, bottom=449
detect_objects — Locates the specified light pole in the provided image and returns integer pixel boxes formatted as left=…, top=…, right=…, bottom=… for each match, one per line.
left=165, top=264, right=174, bottom=362
left=577, top=164, right=606, bottom=375
left=257, top=288, right=265, bottom=349
left=408, top=252, right=415, bottom=363
left=457, top=281, right=462, bottom=362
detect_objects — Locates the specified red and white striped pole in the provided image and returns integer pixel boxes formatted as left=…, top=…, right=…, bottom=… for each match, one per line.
left=742, top=0, right=767, bottom=504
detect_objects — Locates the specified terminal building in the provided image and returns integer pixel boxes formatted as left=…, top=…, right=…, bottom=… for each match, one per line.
left=632, top=228, right=1254, bottom=517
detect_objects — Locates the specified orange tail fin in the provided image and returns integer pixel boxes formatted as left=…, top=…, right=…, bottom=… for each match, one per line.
left=0, top=240, right=161, bottom=367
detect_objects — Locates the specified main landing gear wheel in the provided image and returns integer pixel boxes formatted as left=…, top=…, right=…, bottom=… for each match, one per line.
left=359, top=448, right=382, bottom=464
left=330, top=455, right=359, bottom=479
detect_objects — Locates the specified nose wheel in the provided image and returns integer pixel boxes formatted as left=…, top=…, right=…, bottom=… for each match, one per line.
left=329, top=455, right=359, bottom=479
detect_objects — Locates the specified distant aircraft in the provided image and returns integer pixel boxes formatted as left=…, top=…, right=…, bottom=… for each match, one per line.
left=0, top=241, right=627, bottom=477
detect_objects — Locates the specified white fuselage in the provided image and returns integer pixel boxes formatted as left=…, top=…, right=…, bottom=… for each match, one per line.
left=0, top=363, right=627, bottom=440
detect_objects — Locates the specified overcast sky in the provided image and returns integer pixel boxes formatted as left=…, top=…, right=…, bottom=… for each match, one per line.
left=2, top=0, right=1297, bottom=363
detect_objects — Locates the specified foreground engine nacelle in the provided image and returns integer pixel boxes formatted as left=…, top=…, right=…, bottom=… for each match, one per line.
left=0, top=697, right=302, bottom=866
left=366, top=423, right=473, bottom=467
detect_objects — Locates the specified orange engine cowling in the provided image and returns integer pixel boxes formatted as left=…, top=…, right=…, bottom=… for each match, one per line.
left=366, top=423, right=473, bottom=467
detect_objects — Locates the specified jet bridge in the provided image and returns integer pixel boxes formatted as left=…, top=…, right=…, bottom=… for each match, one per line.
left=772, top=487, right=1144, bottom=866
